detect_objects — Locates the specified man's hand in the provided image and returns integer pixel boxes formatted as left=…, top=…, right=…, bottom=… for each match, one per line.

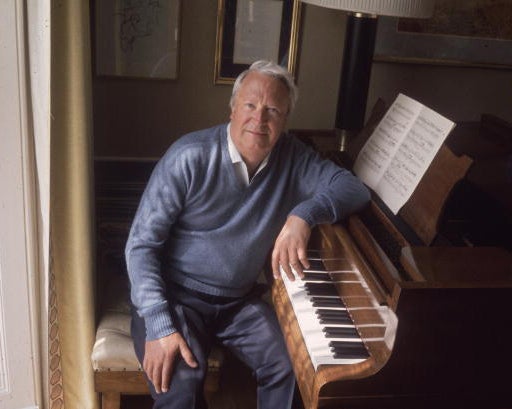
left=143, top=332, right=197, bottom=394
left=272, top=215, right=311, bottom=281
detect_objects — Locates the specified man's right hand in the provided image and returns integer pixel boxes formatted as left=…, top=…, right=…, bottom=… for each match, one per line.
left=143, top=332, right=198, bottom=394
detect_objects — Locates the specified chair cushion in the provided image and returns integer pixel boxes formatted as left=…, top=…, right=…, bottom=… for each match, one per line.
left=91, top=310, right=225, bottom=372
left=91, top=311, right=141, bottom=371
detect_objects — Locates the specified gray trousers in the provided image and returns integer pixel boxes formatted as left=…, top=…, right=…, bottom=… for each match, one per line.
left=131, top=283, right=296, bottom=409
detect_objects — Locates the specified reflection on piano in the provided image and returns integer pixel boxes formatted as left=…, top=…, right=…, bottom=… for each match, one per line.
left=273, top=109, right=512, bottom=408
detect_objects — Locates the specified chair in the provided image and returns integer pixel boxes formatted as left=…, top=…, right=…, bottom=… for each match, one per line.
left=91, top=303, right=223, bottom=409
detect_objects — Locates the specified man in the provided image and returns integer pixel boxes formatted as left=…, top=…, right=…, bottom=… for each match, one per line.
left=126, top=60, right=370, bottom=409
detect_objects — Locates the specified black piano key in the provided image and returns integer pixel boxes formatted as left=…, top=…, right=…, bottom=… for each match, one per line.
left=305, top=282, right=338, bottom=296
left=311, top=297, right=345, bottom=307
left=319, top=317, right=352, bottom=325
left=302, top=272, right=330, bottom=282
left=316, top=312, right=351, bottom=323
left=317, top=310, right=352, bottom=324
left=332, top=349, right=370, bottom=359
left=329, top=340, right=367, bottom=349
left=316, top=309, right=349, bottom=317
left=329, top=341, right=369, bottom=359
left=318, top=317, right=353, bottom=326
left=322, top=326, right=359, bottom=338
left=306, top=259, right=326, bottom=271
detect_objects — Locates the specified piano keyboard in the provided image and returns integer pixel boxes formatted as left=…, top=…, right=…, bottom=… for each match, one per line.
left=280, top=257, right=371, bottom=370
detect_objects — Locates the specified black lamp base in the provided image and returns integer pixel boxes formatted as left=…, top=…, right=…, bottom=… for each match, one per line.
left=335, top=13, right=378, bottom=139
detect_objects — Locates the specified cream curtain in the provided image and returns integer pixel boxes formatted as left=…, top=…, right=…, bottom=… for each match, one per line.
left=50, top=1, right=98, bottom=408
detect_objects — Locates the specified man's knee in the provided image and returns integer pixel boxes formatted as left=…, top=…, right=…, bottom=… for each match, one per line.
left=255, top=342, right=294, bottom=385
left=151, top=361, right=208, bottom=408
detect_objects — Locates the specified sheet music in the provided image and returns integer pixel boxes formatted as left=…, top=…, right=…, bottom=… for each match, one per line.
left=353, top=94, right=455, bottom=214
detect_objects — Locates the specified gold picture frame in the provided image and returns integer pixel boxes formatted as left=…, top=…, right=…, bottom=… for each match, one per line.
left=214, top=0, right=302, bottom=84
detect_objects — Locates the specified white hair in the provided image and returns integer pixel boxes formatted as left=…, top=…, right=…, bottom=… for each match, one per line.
left=229, top=60, right=298, bottom=114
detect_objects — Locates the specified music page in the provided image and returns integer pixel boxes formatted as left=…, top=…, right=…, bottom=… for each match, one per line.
left=353, top=94, right=455, bottom=214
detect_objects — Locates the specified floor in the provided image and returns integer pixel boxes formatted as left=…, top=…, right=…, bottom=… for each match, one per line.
left=122, top=350, right=304, bottom=409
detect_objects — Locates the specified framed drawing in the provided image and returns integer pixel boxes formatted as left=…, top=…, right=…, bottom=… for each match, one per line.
left=214, top=0, right=302, bottom=84
left=374, top=0, right=512, bottom=69
left=95, top=0, right=181, bottom=79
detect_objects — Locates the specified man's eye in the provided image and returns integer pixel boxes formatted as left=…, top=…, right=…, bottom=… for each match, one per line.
left=245, top=103, right=255, bottom=109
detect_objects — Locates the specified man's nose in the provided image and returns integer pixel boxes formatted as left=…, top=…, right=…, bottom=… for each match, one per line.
left=252, top=107, right=268, bottom=123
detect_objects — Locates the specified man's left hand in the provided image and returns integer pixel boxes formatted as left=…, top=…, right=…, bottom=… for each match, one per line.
left=272, top=215, right=311, bottom=281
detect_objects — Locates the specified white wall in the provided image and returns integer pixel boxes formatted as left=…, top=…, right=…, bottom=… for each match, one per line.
left=0, top=1, right=44, bottom=408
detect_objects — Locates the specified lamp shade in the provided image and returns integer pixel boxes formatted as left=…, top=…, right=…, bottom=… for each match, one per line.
left=300, top=0, right=435, bottom=18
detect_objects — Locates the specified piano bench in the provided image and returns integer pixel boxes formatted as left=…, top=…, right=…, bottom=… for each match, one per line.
left=91, top=310, right=224, bottom=409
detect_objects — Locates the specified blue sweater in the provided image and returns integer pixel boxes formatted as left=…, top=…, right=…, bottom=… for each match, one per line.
left=125, top=124, right=370, bottom=340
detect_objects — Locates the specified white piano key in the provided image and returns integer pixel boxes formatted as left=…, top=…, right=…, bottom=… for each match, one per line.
left=280, top=264, right=370, bottom=369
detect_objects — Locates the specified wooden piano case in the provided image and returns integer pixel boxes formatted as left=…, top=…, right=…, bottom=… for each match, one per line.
left=275, top=108, right=512, bottom=408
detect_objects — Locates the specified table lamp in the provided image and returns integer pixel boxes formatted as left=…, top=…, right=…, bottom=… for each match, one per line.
left=300, top=0, right=436, bottom=148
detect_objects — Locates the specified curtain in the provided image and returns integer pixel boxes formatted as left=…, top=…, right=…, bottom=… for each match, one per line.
left=50, top=1, right=98, bottom=408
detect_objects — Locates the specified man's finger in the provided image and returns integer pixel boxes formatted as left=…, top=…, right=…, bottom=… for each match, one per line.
left=274, top=246, right=293, bottom=280
left=161, top=357, right=173, bottom=393
left=298, top=247, right=310, bottom=270
left=143, top=359, right=160, bottom=393
left=180, top=342, right=198, bottom=368
left=151, top=366, right=162, bottom=394
left=281, top=261, right=296, bottom=281
left=271, top=248, right=281, bottom=279
left=287, top=244, right=306, bottom=279
left=278, top=248, right=293, bottom=280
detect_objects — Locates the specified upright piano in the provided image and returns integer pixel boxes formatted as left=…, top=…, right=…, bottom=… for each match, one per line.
left=273, top=105, right=512, bottom=408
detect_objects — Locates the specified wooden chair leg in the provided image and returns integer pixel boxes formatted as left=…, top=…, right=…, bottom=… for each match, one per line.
left=101, top=392, right=121, bottom=409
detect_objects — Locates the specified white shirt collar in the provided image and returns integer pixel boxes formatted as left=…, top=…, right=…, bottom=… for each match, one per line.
left=227, top=123, right=244, bottom=165
left=227, top=123, right=269, bottom=185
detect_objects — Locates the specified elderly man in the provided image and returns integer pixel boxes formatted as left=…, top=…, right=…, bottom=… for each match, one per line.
left=126, top=60, right=370, bottom=409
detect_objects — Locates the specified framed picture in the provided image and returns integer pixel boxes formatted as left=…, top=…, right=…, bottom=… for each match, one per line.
left=214, top=0, right=302, bottom=84
left=374, top=0, right=512, bottom=69
left=95, top=0, right=181, bottom=79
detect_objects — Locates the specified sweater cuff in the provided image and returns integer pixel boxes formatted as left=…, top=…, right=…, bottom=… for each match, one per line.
left=139, top=302, right=176, bottom=341
left=290, top=201, right=331, bottom=228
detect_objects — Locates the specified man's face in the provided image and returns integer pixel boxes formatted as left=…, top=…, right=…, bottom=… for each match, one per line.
left=230, top=72, right=290, bottom=164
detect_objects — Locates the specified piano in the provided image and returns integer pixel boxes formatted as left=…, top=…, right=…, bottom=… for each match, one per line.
left=272, top=105, right=512, bottom=408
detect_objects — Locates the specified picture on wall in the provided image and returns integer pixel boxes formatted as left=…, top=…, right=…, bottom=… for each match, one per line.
left=95, top=0, right=181, bottom=79
left=374, top=0, right=512, bottom=68
left=214, top=0, right=301, bottom=84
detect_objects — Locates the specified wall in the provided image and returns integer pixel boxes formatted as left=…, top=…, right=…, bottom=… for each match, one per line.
left=0, top=1, right=42, bottom=407
left=369, top=62, right=512, bottom=125
left=92, top=2, right=349, bottom=157
left=93, top=0, right=231, bottom=158
left=93, top=2, right=512, bottom=158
